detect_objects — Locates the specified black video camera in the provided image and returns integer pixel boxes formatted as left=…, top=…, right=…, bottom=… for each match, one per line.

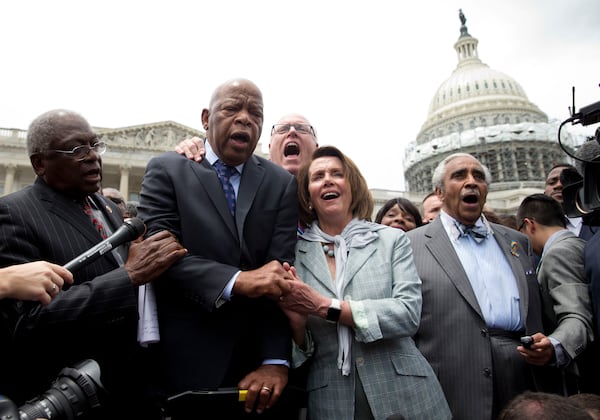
left=558, top=94, right=600, bottom=218
left=0, top=359, right=105, bottom=420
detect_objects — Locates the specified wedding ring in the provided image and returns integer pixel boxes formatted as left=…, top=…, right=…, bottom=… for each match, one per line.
left=261, top=386, right=272, bottom=393
left=51, top=284, right=57, bottom=292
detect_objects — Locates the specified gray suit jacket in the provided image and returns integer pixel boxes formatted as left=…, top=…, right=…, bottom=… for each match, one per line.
left=407, top=217, right=543, bottom=420
left=296, top=226, right=450, bottom=420
left=538, top=231, right=593, bottom=360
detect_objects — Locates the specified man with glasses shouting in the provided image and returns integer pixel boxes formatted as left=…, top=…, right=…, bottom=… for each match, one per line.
left=176, top=113, right=319, bottom=177
left=0, top=109, right=186, bottom=419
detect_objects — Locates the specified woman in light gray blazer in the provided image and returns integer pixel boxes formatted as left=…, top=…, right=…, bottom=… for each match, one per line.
left=279, top=146, right=450, bottom=420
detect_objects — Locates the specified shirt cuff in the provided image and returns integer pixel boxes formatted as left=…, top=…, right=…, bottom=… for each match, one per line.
left=216, top=270, right=241, bottom=308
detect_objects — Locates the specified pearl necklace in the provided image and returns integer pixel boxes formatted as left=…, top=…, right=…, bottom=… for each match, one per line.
left=322, top=243, right=335, bottom=257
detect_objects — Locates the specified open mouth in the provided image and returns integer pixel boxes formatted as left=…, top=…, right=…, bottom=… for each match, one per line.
left=284, top=142, right=300, bottom=157
left=231, top=132, right=250, bottom=143
left=322, top=192, right=340, bottom=200
left=462, top=194, right=479, bottom=204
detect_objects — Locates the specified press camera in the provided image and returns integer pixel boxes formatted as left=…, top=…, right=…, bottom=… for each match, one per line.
left=558, top=94, right=600, bottom=217
left=0, top=359, right=104, bottom=420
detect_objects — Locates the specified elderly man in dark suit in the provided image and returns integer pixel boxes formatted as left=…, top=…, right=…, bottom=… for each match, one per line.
left=0, top=109, right=186, bottom=417
left=138, top=78, right=298, bottom=419
left=406, top=153, right=543, bottom=420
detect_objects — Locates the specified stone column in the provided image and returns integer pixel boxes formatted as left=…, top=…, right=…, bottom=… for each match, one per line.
left=3, top=164, right=16, bottom=196
left=119, top=165, right=130, bottom=200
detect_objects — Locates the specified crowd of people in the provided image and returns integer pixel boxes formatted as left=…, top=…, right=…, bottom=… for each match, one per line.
left=1, top=77, right=599, bottom=420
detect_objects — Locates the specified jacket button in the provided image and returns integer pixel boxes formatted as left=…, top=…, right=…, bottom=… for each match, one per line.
left=483, top=368, right=492, bottom=377
left=356, top=357, right=365, bottom=367
left=481, top=329, right=488, bottom=337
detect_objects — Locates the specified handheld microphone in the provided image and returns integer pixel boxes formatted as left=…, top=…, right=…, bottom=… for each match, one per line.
left=63, top=218, right=146, bottom=272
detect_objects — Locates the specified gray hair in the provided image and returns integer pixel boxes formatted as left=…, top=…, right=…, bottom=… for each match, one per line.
left=27, top=109, right=85, bottom=157
left=431, top=152, right=492, bottom=191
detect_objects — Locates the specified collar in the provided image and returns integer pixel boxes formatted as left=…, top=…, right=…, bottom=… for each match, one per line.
left=205, top=140, right=245, bottom=173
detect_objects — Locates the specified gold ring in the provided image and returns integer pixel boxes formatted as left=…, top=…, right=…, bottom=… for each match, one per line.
left=261, top=386, right=272, bottom=393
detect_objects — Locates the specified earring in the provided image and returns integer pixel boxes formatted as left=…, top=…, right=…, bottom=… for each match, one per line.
left=308, top=203, right=313, bottom=211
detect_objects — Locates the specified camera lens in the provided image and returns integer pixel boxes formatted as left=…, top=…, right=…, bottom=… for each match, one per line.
left=18, top=359, right=104, bottom=420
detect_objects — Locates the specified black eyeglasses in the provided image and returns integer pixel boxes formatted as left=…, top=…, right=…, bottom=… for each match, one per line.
left=49, top=142, right=107, bottom=161
left=518, top=217, right=534, bottom=232
left=271, top=123, right=315, bottom=136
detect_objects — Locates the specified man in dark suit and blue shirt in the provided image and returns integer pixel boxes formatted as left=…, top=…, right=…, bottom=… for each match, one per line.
left=407, top=153, right=543, bottom=420
left=138, top=78, right=298, bottom=418
left=0, top=109, right=186, bottom=418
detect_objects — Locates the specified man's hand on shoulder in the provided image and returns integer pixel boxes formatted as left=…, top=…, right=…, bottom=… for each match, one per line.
left=125, top=230, right=187, bottom=286
left=174, top=136, right=205, bottom=162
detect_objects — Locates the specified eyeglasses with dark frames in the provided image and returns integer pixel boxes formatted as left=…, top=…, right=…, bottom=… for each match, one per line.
left=518, top=217, right=534, bottom=232
left=271, top=123, right=315, bottom=136
left=49, top=142, right=107, bottom=161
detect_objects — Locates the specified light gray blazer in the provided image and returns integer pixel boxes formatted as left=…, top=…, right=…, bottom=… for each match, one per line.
left=538, top=231, right=594, bottom=360
left=295, top=226, right=450, bottom=420
left=407, top=218, right=543, bottom=420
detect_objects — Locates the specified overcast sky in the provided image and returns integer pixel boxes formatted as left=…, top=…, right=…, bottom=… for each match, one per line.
left=1, top=0, right=599, bottom=190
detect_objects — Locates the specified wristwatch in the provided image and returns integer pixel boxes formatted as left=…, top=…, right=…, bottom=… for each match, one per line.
left=326, top=298, right=342, bottom=322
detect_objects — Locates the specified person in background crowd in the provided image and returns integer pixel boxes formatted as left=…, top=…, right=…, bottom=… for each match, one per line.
left=126, top=200, right=139, bottom=218
left=498, top=391, right=593, bottom=420
left=406, top=153, right=543, bottom=420
left=102, top=186, right=128, bottom=217
left=516, top=193, right=593, bottom=395
left=138, top=78, right=298, bottom=419
left=0, top=109, right=186, bottom=418
left=374, top=197, right=423, bottom=232
left=569, top=393, right=600, bottom=420
left=421, top=192, right=442, bottom=224
left=279, top=146, right=451, bottom=419
left=543, top=162, right=596, bottom=239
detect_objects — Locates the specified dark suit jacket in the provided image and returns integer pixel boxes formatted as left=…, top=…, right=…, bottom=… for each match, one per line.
left=138, top=152, right=297, bottom=396
left=0, top=177, right=138, bottom=408
left=407, top=218, right=543, bottom=420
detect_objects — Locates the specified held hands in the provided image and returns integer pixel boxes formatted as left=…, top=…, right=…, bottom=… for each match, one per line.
left=0, top=261, right=73, bottom=305
left=238, top=364, right=288, bottom=414
left=125, top=230, right=187, bottom=286
left=278, top=262, right=329, bottom=317
left=517, top=332, right=555, bottom=365
left=233, top=260, right=294, bottom=299
left=174, top=136, right=205, bottom=162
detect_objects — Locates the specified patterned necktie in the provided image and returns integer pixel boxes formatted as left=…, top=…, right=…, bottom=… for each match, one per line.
left=214, top=160, right=237, bottom=216
left=82, top=197, right=108, bottom=239
left=456, top=222, right=488, bottom=243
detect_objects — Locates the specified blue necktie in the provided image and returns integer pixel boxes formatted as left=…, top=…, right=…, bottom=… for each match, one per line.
left=457, top=222, right=488, bottom=243
left=214, top=160, right=237, bottom=216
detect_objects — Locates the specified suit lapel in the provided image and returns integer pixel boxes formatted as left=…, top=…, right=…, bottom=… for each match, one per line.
left=297, top=240, right=337, bottom=295
left=344, top=243, right=376, bottom=291
left=424, top=219, right=484, bottom=319
left=35, top=179, right=104, bottom=245
left=236, top=156, right=263, bottom=240
left=191, top=160, right=238, bottom=238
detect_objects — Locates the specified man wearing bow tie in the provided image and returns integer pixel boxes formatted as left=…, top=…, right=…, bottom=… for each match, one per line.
left=406, top=153, right=543, bottom=420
